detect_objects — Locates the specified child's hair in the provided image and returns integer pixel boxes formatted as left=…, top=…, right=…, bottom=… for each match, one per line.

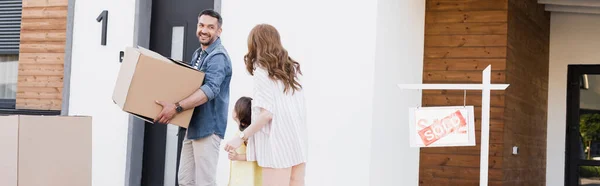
left=234, top=96, right=252, bottom=131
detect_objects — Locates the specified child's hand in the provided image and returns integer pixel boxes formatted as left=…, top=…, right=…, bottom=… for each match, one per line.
left=228, top=150, right=240, bottom=161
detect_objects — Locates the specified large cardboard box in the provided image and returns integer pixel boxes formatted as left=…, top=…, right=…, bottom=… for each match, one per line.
left=0, top=116, right=18, bottom=186
left=0, top=115, right=92, bottom=186
left=113, top=46, right=205, bottom=128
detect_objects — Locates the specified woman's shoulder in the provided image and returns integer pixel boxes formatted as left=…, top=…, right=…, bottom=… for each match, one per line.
left=253, top=65, right=268, bottom=75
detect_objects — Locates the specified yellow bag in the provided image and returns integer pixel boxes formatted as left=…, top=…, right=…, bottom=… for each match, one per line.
left=228, top=135, right=262, bottom=186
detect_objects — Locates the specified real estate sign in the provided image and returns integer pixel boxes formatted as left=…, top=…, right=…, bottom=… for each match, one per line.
left=409, top=106, right=476, bottom=147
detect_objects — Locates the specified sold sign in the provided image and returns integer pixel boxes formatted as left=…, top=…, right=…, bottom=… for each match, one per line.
left=417, top=110, right=467, bottom=146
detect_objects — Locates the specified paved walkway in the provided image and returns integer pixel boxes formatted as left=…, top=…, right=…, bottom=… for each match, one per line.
left=582, top=178, right=600, bottom=186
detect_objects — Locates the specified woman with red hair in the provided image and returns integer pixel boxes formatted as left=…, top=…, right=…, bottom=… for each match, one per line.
left=225, top=24, right=308, bottom=186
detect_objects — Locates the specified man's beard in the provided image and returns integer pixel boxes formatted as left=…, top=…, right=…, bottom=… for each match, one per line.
left=201, top=40, right=212, bottom=46
left=200, top=34, right=213, bottom=46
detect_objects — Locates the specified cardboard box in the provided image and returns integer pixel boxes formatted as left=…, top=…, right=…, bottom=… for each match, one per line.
left=0, top=115, right=92, bottom=186
left=0, top=116, right=18, bottom=186
left=113, top=46, right=205, bottom=128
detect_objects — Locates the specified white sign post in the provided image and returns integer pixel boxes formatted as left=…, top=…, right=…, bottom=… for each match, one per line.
left=397, top=65, right=509, bottom=186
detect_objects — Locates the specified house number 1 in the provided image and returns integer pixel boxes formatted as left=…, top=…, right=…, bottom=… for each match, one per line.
left=96, top=10, right=108, bottom=46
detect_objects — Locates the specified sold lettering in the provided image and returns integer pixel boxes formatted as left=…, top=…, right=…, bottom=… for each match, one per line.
left=417, top=110, right=467, bottom=146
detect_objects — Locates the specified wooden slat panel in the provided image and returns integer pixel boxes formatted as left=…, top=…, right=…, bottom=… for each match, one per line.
left=18, top=64, right=64, bottom=76
left=420, top=144, right=503, bottom=156
left=424, top=58, right=506, bottom=71
left=502, top=180, right=545, bottom=186
left=419, top=177, right=503, bottom=186
left=503, top=133, right=546, bottom=149
left=15, top=99, right=61, bottom=110
left=18, top=53, right=64, bottom=65
left=509, top=0, right=549, bottom=34
left=22, top=7, right=68, bottom=19
left=503, top=145, right=547, bottom=169
left=474, top=131, right=504, bottom=144
left=426, top=23, right=507, bottom=35
left=420, top=153, right=503, bottom=168
left=506, top=61, right=548, bottom=88
left=503, top=168, right=546, bottom=183
left=20, top=30, right=67, bottom=42
left=17, top=75, right=63, bottom=88
left=423, top=71, right=505, bottom=83
left=474, top=119, right=504, bottom=132
left=20, top=18, right=67, bottom=30
left=23, top=0, right=68, bottom=7
left=427, top=0, right=508, bottom=12
left=19, top=42, right=65, bottom=53
left=422, top=94, right=505, bottom=107
left=504, top=107, right=546, bottom=135
left=17, top=87, right=62, bottom=94
left=426, top=11, right=507, bottom=23
left=425, top=35, right=507, bottom=47
left=17, top=91, right=62, bottom=99
left=420, top=166, right=503, bottom=181
left=17, top=1, right=68, bottom=111
left=498, top=0, right=549, bottom=182
left=425, top=47, right=506, bottom=59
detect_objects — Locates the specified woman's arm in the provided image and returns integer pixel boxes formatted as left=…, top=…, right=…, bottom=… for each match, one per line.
left=224, top=108, right=272, bottom=152
left=241, top=108, right=272, bottom=139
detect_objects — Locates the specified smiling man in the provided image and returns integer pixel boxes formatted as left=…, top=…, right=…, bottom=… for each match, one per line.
left=154, top=9, right=232, bottom=186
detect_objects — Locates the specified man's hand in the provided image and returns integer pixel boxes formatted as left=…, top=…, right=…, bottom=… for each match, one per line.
left=154, top=100, right=177, bottom=124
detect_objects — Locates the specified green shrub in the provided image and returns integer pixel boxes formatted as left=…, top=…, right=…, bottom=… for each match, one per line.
left=580, top=166, right=600, bottom=178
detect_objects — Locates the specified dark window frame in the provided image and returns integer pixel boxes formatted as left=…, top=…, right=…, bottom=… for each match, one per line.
left=565, top=65, right=600, bottom=185
left=0, top=99, right=60, bottom=116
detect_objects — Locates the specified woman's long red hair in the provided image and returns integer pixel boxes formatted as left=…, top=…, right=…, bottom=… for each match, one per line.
left=244, top=24, right=302, bottom=94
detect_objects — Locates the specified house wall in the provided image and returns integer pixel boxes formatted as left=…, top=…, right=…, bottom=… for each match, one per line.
left=420, top=0, right=508, bottom=185
left=219, top=0, right=378, bottom=185
left=68, top=0, right=137, bottom=185
left=504, top=0, right=550, bottom=185
left=369, top=0, right=424, bottom=185
left=547, top=12, right=600, bottom=186
left=220, top=0, right=425, bottom=185
left=419, top=0, right=550, bottom=185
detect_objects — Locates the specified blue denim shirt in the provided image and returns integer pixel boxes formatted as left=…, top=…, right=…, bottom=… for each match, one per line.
left=187, top=38, right=232, bottom=140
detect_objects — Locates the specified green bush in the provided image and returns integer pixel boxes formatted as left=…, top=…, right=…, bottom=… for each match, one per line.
left=580, top=166, right=600, bottom=178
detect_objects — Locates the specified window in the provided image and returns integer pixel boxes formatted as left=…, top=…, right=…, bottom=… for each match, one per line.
left=0, top=0, right=21, bottom=110
left=0, top=55, right=18, bottom=109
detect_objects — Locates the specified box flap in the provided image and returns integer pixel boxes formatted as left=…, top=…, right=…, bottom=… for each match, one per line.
left=113, top=47, right=141, bottom=108
left=167, top=58, right=199, bottom=71
left=137, top=46, right=199, bottom=72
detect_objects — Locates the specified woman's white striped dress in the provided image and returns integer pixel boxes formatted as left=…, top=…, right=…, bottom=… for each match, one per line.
left=246, top=66, right=308, bottom=169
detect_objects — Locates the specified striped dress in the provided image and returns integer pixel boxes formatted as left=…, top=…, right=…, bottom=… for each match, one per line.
left=246, top=66, right=308, bottom=169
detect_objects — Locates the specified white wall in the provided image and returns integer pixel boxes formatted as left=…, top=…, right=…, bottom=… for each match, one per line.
left=220, top=0, right=424, bottom=185
left=219, top=0, right=378, bottom=185
left=68, top=0, right=136, bottom=185
left=369, top=0, right=424, bottom=185
left=547, top=12, right=600, bottom=186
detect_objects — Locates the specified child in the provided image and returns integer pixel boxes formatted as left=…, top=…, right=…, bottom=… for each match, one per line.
left=228, top=96, right=262, bottom=186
